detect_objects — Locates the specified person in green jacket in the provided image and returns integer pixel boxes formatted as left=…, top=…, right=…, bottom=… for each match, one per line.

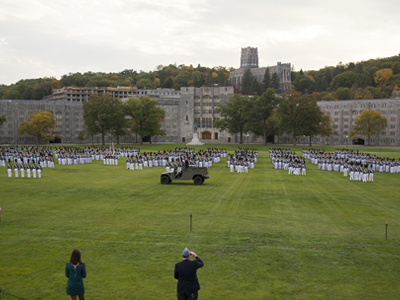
left=66, top=249, right=86, bottom=300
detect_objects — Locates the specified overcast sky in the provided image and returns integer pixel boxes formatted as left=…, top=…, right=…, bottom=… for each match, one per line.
left=1, top=0, right=399, bottom=85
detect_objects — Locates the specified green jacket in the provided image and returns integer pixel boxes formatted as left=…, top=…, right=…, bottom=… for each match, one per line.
left=66, top=262, right=86, bottom=296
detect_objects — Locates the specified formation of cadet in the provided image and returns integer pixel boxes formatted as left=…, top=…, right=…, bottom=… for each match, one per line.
left=227, top=148, right=258, bottom=173
left=269, top=148, right=306, bottom=175
left=54, top=147, right=92, bottom=165
left=125, top=148, right=227, bottom=172
left=301, top=148, right=397, bottom=182
left=7, top=162, right=43, bottom=178
left=0, top=146, right=55, bottom=168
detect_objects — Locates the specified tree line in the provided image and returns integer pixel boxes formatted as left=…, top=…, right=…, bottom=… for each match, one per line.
left=2, top=53, right=400, bottom=101
left=215, top=88, right=336, bottom=145
left=291, top=54, right=400, bottom=100
left=0, top=64, right=234, bottom=100
left=82, top=94, right=165, bottom=145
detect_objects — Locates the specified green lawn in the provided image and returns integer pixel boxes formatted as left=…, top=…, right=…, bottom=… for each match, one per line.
left=1, top=144, right=399, bottom=299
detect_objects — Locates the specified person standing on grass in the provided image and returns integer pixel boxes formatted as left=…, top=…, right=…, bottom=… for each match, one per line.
left=66, top=249, right=86, bottom=300
left=174, top=247, right=204, bottom=300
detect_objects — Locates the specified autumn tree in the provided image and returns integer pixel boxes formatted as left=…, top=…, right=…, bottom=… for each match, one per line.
left=125, top=96, right=166, bottom=144
left=17, top=111, right=56, bottom=144
left=247, top=88, right=279, bottom=145
left=350, top=109, right=387, bottom=145
left=214, top=94, right=252, bottom=144
left=374, top=69, right=393, bottom=87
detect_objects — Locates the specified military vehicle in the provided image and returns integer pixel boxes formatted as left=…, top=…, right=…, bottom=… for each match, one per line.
left=160, top=167, right=209, bottom=185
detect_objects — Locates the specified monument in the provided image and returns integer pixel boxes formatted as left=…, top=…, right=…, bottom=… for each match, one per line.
left=186, top=122, right=204, bottom=145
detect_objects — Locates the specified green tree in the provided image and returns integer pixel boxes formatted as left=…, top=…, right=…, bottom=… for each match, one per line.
left=298, top=94, right=335, bottom=146
left=214, top=94, right=252, bottom=144
left=0, top=114, right=7, bottom=128
left=109, top=98, right=130, bottom=144
left=241, top=69, right=254, bottom=95
left=83, top=94, right=117, bottom=145
left=271, top=72, right=280, bottom=91
left=262, top=68, right=271, bottom=92
left=125, top=96, right=166, bottom=144
left=335, top=87, right=352, bottom=100
left=247, top=88, right=279, bottom=145
left=17, top=111, right=56, bottom=144
left=350, top=109, right=387, bottom=146
left=276, top=90, right=331, bottom=145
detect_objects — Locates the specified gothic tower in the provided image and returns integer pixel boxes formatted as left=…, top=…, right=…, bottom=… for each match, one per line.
left=240, top=47, right=258, bottom=69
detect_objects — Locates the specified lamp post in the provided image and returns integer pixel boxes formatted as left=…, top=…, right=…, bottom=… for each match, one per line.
left=303, top=135, right=305, bottom=147
left=346, top=136, right=348, bottom=148
left=247, top=134, right=249, bottom=144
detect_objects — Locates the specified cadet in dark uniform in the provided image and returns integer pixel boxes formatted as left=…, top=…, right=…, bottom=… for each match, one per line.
left=174, top=248, right=204, bottom=300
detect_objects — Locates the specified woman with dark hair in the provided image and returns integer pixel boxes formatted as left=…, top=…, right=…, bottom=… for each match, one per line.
left=66, top=249, right=86, bottom=300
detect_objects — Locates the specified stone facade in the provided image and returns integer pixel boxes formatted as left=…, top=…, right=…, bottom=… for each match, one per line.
left=179, top=86, right=235, bottom=143
left=240, top=46, right=259, bottom=69
left=0, top=87, right=235, bottom=145
left=229, top=47, right=291, bottom=92
left=276, top=98, right=400, bottom=146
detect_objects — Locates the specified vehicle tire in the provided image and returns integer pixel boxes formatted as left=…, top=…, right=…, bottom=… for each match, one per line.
left=161, top=176, right=171, bottom=184
left=193, top=176, right=204, bottom=185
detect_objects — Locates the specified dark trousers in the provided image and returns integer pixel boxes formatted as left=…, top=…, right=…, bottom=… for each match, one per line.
left=177, top=291, right=198, bottom=300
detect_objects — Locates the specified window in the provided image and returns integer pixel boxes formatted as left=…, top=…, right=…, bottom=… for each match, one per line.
left=382, top=132, right=386, bottom=135
left=334, top=105, right=339, bottom=109
left=344, top=112, right=348, bottom=115
left=382, top=103, right=386, bottom=108
left=8, top=124, right=12, bottom=128
left=185, top=115, right=188, bottom=121
left=334, top=118, right=339, bottom=122
left=19, top=111, right=24, bottom=115
left=390, top=132, right=395, bottom=136
left=344, top=118, right=349, bottom=122
left=344, top=125, right=348, bottom=128
left=390, top=125, right=395, bottom=128
left=334, top=112, right=339, bottom=115
left=391, top=117, right=395, bottom=121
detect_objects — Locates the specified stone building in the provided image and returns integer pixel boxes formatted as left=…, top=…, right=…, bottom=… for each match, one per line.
left=229, top=47, right=291, bottom=92
left=0, top=86, right=235, bottom=145
left=276, top=98, right=400, bottom=146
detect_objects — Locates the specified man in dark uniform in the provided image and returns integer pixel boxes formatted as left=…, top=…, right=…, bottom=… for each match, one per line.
left=174, top=248, right=204, bottom=300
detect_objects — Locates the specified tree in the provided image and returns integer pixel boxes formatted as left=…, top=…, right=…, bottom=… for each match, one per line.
left=17, top=111, right=56, bottom=144
left=83, top=94, right=117, bottom=145
left=247, top=88, right=279, bottom=145
left=109, top=98, right=130, bottom=144
left=241, top=69, right=254, bottom=95
left=375, top=69, right=393, bottom=86
left=125, top=96, right=166, bottom=144
left=350, top=109, right=387, bottom=146
left=271, top=72, right=280, bottom=91
left=299, top=94, right=336, bottom=146
left=276, top=90, right=303, bottom=145
left=276, top=90, right=333, bottom=146
left=214, top=94, right=252, bottom=144
left=262, top=68, right=271, bottom=91
left=0, top=114, right=7, bottom=128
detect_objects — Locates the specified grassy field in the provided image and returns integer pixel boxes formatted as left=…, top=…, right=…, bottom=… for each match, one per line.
left=1, top=144, right=400, bottom=299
